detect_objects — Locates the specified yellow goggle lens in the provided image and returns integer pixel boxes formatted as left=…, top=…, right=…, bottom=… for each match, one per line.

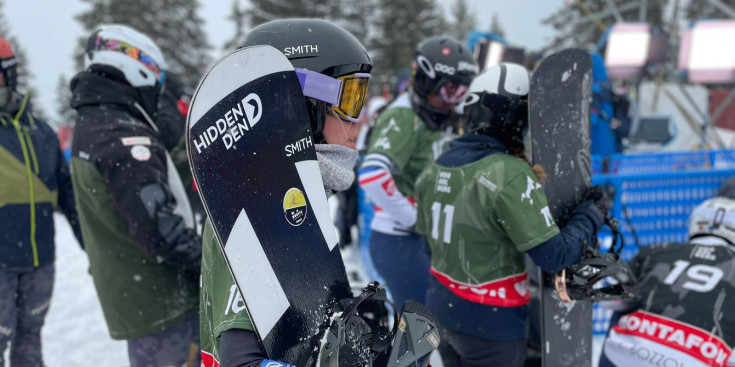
left=333, top=74, right=370, bottom=122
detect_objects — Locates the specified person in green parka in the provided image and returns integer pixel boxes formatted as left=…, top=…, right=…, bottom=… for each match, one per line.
left=69, top=24, right=201, bottom=367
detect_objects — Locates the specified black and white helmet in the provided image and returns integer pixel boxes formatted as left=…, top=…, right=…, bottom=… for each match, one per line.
left=241, top=19, right=372, bottom=138
left=462, top=62, right=529, bottom=146
left=688, top=197, right=735, bottom=245
left=411, top=36, right=476, bottom=130
left=84, top=24, right=167, bottom=88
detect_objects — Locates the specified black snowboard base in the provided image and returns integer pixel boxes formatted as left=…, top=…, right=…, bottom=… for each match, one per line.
left=529, top=48, right=594, bottom=367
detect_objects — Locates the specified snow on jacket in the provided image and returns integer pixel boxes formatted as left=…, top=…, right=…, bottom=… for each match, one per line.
left=69, top=71, right=200, bottom=340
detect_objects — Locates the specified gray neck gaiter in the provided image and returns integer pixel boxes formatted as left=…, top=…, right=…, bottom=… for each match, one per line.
left=315, top=144, right=357, bottom=197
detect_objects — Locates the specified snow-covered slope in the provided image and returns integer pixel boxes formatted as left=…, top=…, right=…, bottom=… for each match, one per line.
left=43, top=214, right=127, bottom=366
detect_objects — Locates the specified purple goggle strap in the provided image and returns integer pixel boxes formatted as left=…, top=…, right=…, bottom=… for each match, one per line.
left=294, top=67, right=341, bottom=106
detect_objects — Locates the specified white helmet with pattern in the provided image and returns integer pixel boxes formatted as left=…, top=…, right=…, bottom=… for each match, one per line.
left=84, top=24, right=167, bottom=87
left=688, top=197, right=735, bottom=245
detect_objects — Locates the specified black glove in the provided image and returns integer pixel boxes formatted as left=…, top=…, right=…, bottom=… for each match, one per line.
left=584, top=185, right=614, bottom=215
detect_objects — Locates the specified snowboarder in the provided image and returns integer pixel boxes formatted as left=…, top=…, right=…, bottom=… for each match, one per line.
left=69, top=24, right=201, bottom=367
left=198, top=18, right=372, bottom=367
left=413, top=63, right=607, bottom=367
left=599, top=193, right=735, bottom=367
left=358, top=36, right=476, bottom=309
left=0, top=36, right=84, bottom=367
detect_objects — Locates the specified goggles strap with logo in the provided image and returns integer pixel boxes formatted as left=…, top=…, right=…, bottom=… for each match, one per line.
left=294, top=68, right=340, bottom=106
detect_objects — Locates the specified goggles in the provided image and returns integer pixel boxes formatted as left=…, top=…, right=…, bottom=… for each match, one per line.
left=295, top=68, right=370, bottom=123
left=92, top=36, right=164, bottom=84
left=436, top=81, right=469, bottom=106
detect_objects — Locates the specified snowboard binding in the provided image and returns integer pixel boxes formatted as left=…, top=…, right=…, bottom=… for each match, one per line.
left=555, top=216, right=639, bottom=302
left=314, top=282, right=440, bottom=367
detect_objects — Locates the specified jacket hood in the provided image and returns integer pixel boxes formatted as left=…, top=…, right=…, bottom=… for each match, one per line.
left=437, top=134, right=510, bottom=167
left=70, top=71, right=140, bottom=110
left=70, top=71, right=153, bottom=125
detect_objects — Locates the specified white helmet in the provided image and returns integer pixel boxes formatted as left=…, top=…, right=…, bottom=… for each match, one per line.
left=688, top=197, right=735, bottom=245
left=466, top=62, right=529, bottom=97
left=84, top=24, right=167, bottom=87
left=461, top=63, right=530, bottom=144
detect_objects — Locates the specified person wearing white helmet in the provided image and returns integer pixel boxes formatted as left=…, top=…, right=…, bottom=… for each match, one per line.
left=69, top=24, right=201, bottom=367
left=600, top=191, right=735, bottom=367
left=414, top=63, right=606, bottom=366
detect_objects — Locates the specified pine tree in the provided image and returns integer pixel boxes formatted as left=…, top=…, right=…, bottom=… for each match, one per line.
left=223, top=0, right=248, bottom=51
left=489, top=13, right=505, bottom=38
left=74, top=0, right=212, bottom=87
left=55, top=75, right=76, bottom=127
left=0, top=0, right=47, bottom=118
left=224, top=0, right=361, bottom=51
left=245, top=0, right=341, bottom=29
left=448, top=0, right=477, bottom=44
left=370, top=0, right=448, bottom=87
left=331, top=0, right=375, bottom=49
left=0, top=0, right=24, bottom=89
left=542, top=1, right=666, bottom=51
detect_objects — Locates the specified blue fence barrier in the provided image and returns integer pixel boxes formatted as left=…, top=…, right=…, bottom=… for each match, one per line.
left=591, top=149, right=735, bottom=334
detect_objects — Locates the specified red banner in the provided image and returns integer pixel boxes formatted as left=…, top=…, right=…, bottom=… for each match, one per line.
left=613, top=310, right=733, bottom=367
left=430, top=268, right=530, bottom=307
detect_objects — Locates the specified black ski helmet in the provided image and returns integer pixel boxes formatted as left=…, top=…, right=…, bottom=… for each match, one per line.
left=241, top=19, right=372, bottom=138
left=463, top=63, right=529, bottom=148
left=411, top=36, right=476, bottom=130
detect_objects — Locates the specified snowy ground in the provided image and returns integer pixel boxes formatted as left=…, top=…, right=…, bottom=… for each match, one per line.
left=42, top=214, right=128, bottom=366
left=37, top=213, right=604, bottom=366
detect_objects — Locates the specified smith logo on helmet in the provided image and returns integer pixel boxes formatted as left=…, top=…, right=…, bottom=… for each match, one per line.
left=192, top=93, right=263, bottom=154
left=283, top=44, right=318, bottom=56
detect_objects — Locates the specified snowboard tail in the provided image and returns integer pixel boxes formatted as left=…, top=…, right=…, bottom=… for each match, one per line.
left=529, top=48, right=593, bottom=367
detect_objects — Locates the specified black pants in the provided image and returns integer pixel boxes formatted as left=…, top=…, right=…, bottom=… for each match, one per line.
left=439, top=328, right=526, bottom=367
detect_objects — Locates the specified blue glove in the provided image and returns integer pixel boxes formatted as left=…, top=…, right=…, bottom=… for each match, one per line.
left=260, top=360, right=297, bottom=367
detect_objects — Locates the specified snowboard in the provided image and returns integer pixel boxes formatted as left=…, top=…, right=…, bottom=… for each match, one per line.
left=186, top=45, right=352, bottom=364
left=529, top=48, right=593, bottom=367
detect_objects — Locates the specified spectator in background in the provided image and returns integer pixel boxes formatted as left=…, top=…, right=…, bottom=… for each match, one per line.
left=0, top=37, right=84, bottom=367
left=69, top=24, right=201, bottom=367
left=590, top=52, right=617, bottom=159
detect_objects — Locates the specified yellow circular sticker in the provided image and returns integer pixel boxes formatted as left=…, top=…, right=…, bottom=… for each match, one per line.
left=283, top=188, right=308, bottom=226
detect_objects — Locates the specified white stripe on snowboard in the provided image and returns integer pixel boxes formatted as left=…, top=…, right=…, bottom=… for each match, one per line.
left=189, top=45, right=294, bottom=127
left=225, top=209, right=290, bottom=337
left=295, top=160, right=339, bottom=251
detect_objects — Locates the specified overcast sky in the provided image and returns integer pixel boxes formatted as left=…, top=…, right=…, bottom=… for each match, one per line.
left=5, top=0, right=563, bottom=122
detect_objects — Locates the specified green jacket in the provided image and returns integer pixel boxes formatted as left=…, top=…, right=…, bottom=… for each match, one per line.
left=200, top=219, right=254, bottom=364
left=70, top=71, right=201, bottom=339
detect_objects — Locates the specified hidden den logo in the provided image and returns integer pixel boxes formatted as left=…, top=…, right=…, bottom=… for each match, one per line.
left=192, top=92, right=263, bottom=154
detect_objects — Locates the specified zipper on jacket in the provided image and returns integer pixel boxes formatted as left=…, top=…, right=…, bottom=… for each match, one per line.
left=24, top=114, right=39, bottom=175
left=5, top=93, right=39, bottom=266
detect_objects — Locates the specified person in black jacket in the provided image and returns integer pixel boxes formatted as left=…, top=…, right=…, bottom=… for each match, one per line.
left=69, top=24, right=201, bottom=367
left=0, top=37, right=84, bottom=367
